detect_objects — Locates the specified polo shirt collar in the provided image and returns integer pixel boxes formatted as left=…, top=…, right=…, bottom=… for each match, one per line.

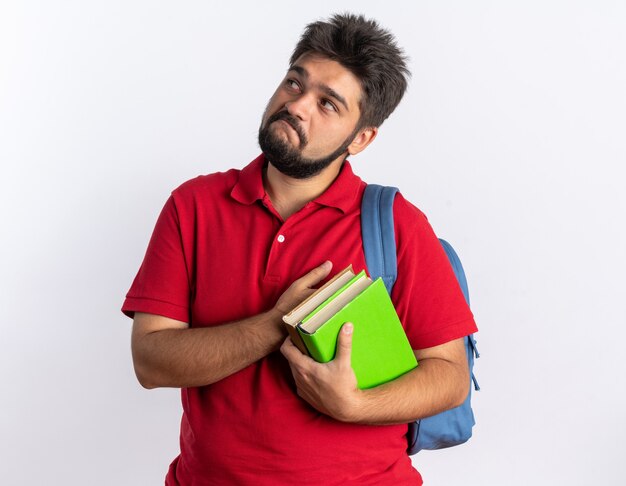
left=230, top=153, right=363, bottom=214
left=313, top=159, right=362, bottom=213
left=230, top=154, right=266, bottom=205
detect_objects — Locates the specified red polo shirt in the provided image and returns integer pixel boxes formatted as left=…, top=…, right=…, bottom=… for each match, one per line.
left=123, top=154, right=477, bottom=485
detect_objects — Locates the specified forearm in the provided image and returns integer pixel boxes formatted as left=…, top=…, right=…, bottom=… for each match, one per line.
left=132, top=308, right=285, bottom=389
left=349, top=357, right=469, bottom=425
left=282, top=327, right=470, bottom=426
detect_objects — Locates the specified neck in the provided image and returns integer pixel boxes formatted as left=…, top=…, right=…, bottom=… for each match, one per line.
left=263, top=158, right=344, bottom=220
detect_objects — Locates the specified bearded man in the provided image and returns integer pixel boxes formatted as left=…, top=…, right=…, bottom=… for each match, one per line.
left=123, top=13, right=476, bottom=485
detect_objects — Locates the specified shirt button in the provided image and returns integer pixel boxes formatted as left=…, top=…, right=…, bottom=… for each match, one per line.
left=277, top=234, right=285, bottom=243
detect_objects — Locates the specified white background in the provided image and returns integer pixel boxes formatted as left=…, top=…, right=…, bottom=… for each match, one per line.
left=1, top=1, right=625, bottom=484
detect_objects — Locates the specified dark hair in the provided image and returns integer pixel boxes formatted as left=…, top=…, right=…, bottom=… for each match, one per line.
left=289, top=13, right=410, bottom=129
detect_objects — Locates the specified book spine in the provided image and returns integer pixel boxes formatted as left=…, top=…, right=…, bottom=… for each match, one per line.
left=297, top=323, right=339, bottom=363
left=286, top=325, right=310, bottom=356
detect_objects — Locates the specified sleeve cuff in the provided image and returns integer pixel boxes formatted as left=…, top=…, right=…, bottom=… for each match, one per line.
left=121, top=296, right=189, bottom=323
left=409, top=317, right=478, bottom=350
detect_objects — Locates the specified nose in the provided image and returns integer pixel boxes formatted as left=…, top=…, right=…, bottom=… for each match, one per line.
left=284, top=93, right=315, bottom=121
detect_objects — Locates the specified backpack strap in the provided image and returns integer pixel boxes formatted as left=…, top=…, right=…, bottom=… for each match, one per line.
left=438, top=239, right=470, bottom=306
left=360, top=184, right=399, bottom=293
left=361, top=183, right=479, bottom=454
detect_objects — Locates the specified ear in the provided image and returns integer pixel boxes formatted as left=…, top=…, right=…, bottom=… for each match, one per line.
left=347, top=126, right=378, bottom=156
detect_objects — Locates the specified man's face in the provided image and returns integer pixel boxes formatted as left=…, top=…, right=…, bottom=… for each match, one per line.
left=258, top=53, right=364, bottom=179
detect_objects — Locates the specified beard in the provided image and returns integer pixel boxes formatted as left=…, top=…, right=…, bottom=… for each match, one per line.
left=258, top=110, right=355, bottom=179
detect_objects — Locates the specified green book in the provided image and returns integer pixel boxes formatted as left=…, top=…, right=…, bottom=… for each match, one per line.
left=282, top=266, right=418, bottom=390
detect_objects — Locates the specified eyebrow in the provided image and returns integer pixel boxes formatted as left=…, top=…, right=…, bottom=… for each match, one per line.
left=289, top=65, right=350, bottom=112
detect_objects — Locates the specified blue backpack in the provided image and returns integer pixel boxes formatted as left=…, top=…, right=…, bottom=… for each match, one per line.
left=360, top=184, right=480, bottom=455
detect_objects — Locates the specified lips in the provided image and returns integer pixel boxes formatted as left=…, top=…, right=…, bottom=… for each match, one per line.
left=275, top=119, right=297, bottom=133
left=272, top=118, right=303, bottom=145
left=266, top=111, right=307, bottom=147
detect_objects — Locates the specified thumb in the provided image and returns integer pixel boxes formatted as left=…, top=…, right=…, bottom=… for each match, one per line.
left=335, top=322, right=353, bottom=367
left=298, top=260, right=333, bottom=289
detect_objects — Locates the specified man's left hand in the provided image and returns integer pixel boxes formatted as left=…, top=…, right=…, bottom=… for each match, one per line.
left=280, top=323, right=362, bottom=422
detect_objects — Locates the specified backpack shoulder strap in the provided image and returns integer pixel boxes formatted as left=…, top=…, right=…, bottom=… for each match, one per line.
left=361, top=183, right=479, bottom=454
left=438, top=239, right=470, bottom=306
left=361, top=184, right=399, bottom=294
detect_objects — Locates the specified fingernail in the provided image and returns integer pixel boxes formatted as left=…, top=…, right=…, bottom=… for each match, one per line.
left=343, top=323, right=353, bottom=335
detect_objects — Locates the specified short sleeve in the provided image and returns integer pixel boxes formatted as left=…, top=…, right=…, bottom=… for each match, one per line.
left=391, top=193, right=477, bottom=349
left=122, top=196, right=191, bottom=322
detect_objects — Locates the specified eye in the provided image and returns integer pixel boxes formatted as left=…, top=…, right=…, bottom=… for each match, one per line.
left=321, top=99, right=338, bottom=112
left=285, top=79, right=301, bottom=91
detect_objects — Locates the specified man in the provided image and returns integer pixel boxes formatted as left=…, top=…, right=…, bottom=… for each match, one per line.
left=123, top=13, right=477, bottom=485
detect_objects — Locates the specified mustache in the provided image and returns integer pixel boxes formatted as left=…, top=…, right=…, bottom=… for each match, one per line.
left=266, top=111, right=307, bottom=146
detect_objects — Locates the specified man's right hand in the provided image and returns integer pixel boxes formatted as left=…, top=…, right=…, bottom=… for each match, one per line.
left=273, top=261, right=333, bottom=316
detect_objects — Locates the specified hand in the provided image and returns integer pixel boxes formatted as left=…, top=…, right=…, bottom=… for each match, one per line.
left=273, top=261, right=333, bottom=315
left=280, top=322, right=362, bottom=422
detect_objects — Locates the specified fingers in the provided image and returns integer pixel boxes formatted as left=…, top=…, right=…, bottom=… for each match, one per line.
left=274, top=261, right=333, bottom=315
left=297, top=261, right=333, bottom=289
left=280, top=336, right=298, bottom=359
left=281, top=337, right=313, bottom=366
left=335, top=323, right=353, bottom=369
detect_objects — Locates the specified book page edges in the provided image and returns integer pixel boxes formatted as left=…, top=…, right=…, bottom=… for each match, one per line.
left=299, top=273, right=371, bottom=333
left=301, top=270, right=368, bottom=326
left=282, top=265, right=355, bottom=326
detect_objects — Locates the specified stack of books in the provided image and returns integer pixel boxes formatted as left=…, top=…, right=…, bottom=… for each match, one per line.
left=283, top=266, right=418, bottom=389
